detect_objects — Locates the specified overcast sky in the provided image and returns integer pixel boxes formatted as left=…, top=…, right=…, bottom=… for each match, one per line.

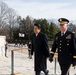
left=1, top=0, right=76, bottom=20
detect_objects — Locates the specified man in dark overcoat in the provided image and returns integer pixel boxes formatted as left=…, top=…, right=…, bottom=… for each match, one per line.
left=31, top=23, right=50, bottom=75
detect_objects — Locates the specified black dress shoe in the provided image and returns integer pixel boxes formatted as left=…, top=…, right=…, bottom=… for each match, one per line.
left=45, top=70, right=49, bottom=75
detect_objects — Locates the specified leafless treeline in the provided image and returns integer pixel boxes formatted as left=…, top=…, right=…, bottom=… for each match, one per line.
left=0, top=1, right=19, bottom=39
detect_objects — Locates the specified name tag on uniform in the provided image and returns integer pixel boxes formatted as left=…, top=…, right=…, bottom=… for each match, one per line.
left=66, top=34, right=71, bottom=39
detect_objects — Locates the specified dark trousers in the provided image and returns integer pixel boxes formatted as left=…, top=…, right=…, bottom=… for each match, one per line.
left=5, top=49, right=7, bottom=57
left=59, top=63, right=71, bottom=75
left=28, top=49, right=32, bottom=58
left=35, top=71, right=40, bottom=75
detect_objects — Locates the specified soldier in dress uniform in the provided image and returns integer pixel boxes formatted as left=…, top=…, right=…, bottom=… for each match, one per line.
left=49, top=18, right=76, bottom=75
left=31, top=23, right=49, bottom=75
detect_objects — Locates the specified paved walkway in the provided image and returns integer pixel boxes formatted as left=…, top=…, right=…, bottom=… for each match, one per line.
left=0, top=45, right=76, bottom=75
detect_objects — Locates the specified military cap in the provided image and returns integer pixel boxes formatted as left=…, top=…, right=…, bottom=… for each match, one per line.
left=58, top=18, right=69, bottom=25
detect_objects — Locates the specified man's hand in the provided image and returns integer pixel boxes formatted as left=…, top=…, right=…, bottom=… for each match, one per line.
left=72, top=58, right=76, bottom=66
left=49, top=54, right=53, bottom=62
left=73, top=62, right=76, bottom=66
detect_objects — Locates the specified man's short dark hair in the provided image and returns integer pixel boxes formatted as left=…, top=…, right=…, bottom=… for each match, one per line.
left=34, top=23, right=41, bottom=29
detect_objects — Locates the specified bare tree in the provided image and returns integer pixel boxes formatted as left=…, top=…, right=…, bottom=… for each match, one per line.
left=6, top=8, right=18, bottom=39
left=0, top=1, right=19, bottom=40
left=0, top=1, right=8, bottom=28
left=68, top=23, right=76, bottom=33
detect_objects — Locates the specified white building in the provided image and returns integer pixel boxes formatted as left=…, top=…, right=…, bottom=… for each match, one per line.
left=0, top=36, right=6, bottom=56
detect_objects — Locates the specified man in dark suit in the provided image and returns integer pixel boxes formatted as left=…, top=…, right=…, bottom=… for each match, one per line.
left=5, top=41, right=8, bottom=57
left=49, top=18, right=76, bottom=75
left=31, top=23, right=50, bottom=75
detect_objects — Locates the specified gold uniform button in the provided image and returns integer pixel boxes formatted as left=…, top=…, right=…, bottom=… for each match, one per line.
left=67, top=44, right=69, bottom=46
left=60, top=47, right=61, bottom=48
left=60, top=40, right=62, bottom=42
left=60, top=44, right=61, bottom=45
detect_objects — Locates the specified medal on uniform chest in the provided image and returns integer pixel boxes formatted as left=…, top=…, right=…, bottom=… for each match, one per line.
left=66, top=34, right=71, bottom=39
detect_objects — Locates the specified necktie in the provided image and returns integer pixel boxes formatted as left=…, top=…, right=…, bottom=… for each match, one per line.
left=61, top=33, right=64, bottom=36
